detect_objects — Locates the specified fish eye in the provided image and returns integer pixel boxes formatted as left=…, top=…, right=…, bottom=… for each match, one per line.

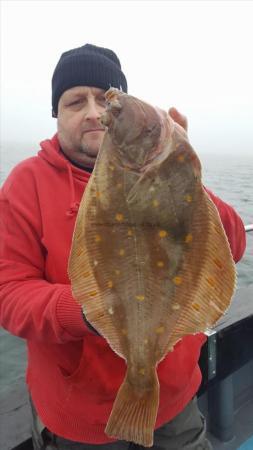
left=108, top=101, right=122, bottom=117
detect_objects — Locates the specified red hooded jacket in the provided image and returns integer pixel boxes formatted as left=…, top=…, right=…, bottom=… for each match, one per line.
left=0, top=135, right=246, bottom=443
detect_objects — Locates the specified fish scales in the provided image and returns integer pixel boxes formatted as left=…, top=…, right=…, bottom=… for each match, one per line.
left=68, top=88, right=236, bottom=446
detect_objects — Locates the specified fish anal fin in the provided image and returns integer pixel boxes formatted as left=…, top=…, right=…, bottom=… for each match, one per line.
left=105, top=368, right=159, bottom=447
left=68, top=186, right=126, bottom=358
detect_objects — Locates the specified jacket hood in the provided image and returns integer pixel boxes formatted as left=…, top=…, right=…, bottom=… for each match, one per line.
left=38, top=134, right=91, bottom=181
left=38, top=134, right=91, bottom=216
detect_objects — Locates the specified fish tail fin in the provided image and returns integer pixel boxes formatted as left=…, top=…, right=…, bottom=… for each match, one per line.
left=105, top=368, right=159, bottom=447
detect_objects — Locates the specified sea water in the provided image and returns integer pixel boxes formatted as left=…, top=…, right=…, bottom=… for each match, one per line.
left=201, top=153, right=252, bottom=288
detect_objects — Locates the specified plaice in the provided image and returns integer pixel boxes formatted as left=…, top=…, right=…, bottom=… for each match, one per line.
left=68, top=88, right=236, bottom=447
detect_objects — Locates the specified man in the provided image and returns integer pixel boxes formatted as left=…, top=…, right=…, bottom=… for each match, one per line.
left=0, top=44, right=246, bottom=450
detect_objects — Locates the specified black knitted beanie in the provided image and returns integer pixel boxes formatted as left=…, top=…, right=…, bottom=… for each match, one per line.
left=51, top=43, right=127, bottom=116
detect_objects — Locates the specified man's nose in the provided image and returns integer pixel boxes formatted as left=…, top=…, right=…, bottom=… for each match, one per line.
left=85, top=99, right=103, bottom=120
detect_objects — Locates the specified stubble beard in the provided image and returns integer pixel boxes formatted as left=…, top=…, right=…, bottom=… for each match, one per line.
left=74, top=141, right=100, bottom=169
left=78, top=141, right=99, bottom=157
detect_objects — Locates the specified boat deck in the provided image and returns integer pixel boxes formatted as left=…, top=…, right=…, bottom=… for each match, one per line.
left=207, top=397, right=253, bottom=450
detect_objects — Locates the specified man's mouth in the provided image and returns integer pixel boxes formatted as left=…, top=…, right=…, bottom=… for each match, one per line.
left=84, top=128, right=105, bottom=134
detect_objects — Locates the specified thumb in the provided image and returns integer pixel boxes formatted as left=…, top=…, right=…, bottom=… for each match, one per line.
left=169, top=107, right=188, bottom=132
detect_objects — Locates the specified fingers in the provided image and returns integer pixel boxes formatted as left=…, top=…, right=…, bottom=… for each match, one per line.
left=168, top=107, right=188, bottom=132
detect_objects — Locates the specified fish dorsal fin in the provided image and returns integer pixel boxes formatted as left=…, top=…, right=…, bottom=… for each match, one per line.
left=162, top=190, right=236, bottom=353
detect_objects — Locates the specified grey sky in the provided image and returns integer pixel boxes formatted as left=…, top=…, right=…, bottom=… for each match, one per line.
left=1, top=0, right=253, bottom=164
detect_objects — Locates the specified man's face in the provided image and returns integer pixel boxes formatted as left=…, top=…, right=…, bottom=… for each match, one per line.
left=57, top=86, right=107, bottom=168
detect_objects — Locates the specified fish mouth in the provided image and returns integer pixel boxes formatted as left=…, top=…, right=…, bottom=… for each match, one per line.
left=101, top=89, right=124, bottom=128
left=100, top=112, right=112, bottom=127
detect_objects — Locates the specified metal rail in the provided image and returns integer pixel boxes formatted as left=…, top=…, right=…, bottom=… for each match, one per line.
left=245, top=224, right=253, bottom=232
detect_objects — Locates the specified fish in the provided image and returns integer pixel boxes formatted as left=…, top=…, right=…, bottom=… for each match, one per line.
left=68, top=88, right=236, bottom=447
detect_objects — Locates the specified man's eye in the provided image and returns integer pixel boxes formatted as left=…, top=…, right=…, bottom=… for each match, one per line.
left=68, top=99, right=84, bottom=106
left=97, top=96, right=106, bottom=106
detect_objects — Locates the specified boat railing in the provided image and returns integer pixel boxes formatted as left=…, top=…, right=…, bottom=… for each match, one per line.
left=245, top=224, right=253, bottom=232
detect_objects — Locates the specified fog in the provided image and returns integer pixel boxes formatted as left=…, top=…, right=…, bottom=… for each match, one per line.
left=1, top=0, right=253, bottom=165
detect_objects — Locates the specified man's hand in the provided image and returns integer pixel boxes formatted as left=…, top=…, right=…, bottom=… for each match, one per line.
left=169, top=107, right=188, bottom=132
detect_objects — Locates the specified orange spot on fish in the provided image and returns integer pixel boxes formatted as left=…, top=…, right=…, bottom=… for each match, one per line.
left=156, top=326, right=165, bottom=334
left=95, top=235, right=102, bottom=242
left=96, top=191, right=100, bottom=198
left=139, top=368, right=145, bottom=375
left=157, top=261, right=164, bottom=268
left=152, top=199, right=159, bottom=207
left=127, top=229, right=133, bottom=236
left=173, top=276, right=182, bottom=286
left=83, top=271, right=90, bottom=278
left=177, top=155, right=185, bottom=162
left=159, top=230, right=168, bottom=238
left=115, top=269, right=121, bottom=275
left=185, top=233, right=193, bottom=243
left=89, top=291, right=97, bottom=297
left=108, top=280, right=113, bottom=288
left=135, top=295, right=145, bottom=301
left=192, top=303, right=201, bottom=311
left=119, top=249, right=125, bottom=256
left=115, top=213, right=124, bottom=222
left=184, top=194, right=192, bottom=203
